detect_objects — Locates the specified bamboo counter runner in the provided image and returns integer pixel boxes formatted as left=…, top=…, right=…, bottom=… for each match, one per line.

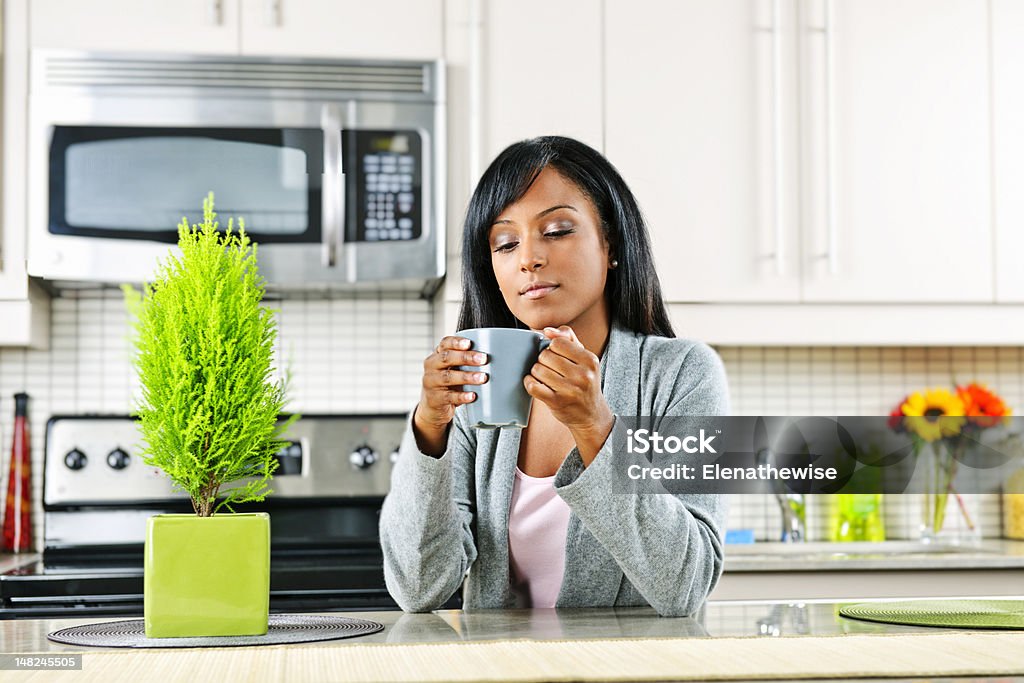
left=9, top=631, right=1024, bottom=682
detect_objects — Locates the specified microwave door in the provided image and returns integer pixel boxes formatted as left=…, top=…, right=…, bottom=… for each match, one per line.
left=32, top=125, right=326, bottom=284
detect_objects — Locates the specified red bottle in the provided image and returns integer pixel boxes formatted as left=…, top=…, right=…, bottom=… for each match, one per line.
left=3, top=393, right=32, bottom=552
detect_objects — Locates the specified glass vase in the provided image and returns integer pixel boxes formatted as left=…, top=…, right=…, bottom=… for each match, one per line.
left=919, top=440, right=982, bottom=545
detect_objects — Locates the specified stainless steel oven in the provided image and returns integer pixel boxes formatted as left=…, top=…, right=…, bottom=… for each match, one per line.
left=28, top=51, right=445, bottom=294
left=0, top=414, right=461, bottom=618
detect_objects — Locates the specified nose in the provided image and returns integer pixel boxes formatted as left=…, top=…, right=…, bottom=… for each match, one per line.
left=518, top=234, right=546, bottom=272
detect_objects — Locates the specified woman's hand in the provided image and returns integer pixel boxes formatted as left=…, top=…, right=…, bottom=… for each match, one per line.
left=524, top=326, right=615, bottom=465
left=413, top=336, right=488, bottom=456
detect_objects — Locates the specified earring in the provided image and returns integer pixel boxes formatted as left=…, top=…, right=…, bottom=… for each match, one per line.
left=609, top=259, right=619, bottom=269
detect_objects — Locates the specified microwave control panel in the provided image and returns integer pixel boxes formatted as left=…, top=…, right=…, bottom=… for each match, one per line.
left=347, top=130, right=423, bottom=243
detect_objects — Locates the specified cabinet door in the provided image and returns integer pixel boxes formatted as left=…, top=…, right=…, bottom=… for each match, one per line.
left=240, top=0, right=443, bottom=60
left=605, top=0, right=802, bottom=303
left=799, top=0, right=992, bottom=302
left=480, top=0, right=603, bottom=161
left=31, top=0, right=240, bottom=53
left=993, top=0, right=1024, bottom=302
left=2, top=0, right=31, bottom=301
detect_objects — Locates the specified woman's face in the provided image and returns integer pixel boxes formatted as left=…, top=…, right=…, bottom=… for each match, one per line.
left=488, top=167, right=613, bottom=333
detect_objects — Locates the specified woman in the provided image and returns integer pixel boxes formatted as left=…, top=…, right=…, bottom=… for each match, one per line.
left=379, top=136, right=730, bottom=617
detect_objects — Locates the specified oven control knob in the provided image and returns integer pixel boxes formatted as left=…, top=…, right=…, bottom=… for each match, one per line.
left=64, top=448, right=87, bottom=470
left=389, top=445, right=400, bottom=464
left=348, top=444, right=378, bottom=469
left=107, top=448, right=131, bottom=470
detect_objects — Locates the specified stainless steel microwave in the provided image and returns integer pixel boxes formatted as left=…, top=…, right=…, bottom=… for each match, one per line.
left=28, top=51, right=445, bottom=294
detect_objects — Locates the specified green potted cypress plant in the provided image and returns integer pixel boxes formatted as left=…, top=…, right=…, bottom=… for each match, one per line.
left=123, top=193, right=296, bottom=638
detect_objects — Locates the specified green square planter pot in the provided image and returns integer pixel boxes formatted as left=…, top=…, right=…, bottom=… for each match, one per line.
left=144, top=512, right=270, bottom=638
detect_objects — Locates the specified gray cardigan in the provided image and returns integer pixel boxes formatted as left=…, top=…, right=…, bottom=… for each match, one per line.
left=379, top=322, right=731, bottom=617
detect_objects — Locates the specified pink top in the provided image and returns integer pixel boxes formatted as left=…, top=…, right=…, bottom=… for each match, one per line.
left=507, top=466, right=572, bottom=608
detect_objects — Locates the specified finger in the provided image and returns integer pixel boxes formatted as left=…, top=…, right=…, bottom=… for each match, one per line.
left=543, top=325, right=579, bottom=344
left=448, top=389, right=477, bottom=405
left=437, top=336, right=472, bottom=352
left=426, top=368, right=488, bottom=389
left=529, top=363, right=567, bottom=393
left=543, top=336, right=590, bottom=364
left=524, top=374, right=557, bottom=402
left=535, top=349, right=573, bottom=377
left=428, top=388, right=477, bottom=408
left=430, top=348, right=488, bottom=369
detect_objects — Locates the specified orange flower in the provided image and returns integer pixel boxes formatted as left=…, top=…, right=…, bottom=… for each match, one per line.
left=956, top=382, right=1011, bottom=428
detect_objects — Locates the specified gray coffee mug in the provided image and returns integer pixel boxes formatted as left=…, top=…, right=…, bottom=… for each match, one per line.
left=457, top=328, right=551, bottom=429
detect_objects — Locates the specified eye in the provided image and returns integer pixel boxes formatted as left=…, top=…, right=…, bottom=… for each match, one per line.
left=493, top=241, right=518, bottom=254
left=544, top=220, right=577, bottom=237
left=544, top=228, right=575, bottom=238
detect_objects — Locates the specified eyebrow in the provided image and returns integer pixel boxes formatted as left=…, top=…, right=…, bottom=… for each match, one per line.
left=491, top=204, right=578, bottom=227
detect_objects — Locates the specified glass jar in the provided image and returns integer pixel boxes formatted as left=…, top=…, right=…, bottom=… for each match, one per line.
left=829, top=494, right=885, bottom=542
left=1003, top=467, right=1024, bottom=540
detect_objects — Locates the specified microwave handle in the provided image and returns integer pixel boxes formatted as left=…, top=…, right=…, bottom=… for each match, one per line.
left=321, top=104, right=344, bottom=268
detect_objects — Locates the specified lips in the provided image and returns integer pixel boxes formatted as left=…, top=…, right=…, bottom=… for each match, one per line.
left=519, top=281, right=559, bottom=300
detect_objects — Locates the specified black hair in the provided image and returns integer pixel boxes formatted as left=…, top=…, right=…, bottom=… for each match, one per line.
left=456, top=135, right=675, bottom=338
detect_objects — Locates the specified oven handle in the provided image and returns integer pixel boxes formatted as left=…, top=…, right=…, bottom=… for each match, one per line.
left=321, top=104, right=344, bottom=268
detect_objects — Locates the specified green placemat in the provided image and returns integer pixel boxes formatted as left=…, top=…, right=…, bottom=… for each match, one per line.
left=839, top=599, right=1024, bottom=629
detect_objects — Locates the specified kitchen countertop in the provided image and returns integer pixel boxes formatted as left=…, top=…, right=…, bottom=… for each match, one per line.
left=0, top=554, right=38, bottom=574
left=5, top=539, right=1024, bottom=578
left=1, top=601, right=1022, bottom=682
left=0, top=602, right=952, bottom=653
left=723, top=538, right=1024, bottom=571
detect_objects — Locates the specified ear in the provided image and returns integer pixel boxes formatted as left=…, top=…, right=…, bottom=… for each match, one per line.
left=603, top=234, right=617, bottom=270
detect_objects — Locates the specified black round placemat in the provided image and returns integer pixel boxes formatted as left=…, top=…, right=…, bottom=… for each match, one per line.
left=48, top=614, right=384, bottom=648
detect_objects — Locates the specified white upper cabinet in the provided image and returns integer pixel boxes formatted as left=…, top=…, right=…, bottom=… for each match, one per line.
left=799, top=0, right=992, bottom=303
left=29, top=1, right=442, bottom=60
left=606, top=0, right=802, bottom=302
left=3, top=0, right=48, bottom=347
left=480, top=0, right=603, bottom=161
left=992, top=0, right=1024, bottom=303
left=239, top=0, right=443, bottom=60
left=607, top=0, right=992, bottom=304
left=30, top=0, right=241, bottom=54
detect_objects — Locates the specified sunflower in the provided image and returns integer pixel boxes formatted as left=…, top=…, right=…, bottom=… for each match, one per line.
left=900, top=388, right=966, bottom=442
left=957, top=382, right=1012, bottom=429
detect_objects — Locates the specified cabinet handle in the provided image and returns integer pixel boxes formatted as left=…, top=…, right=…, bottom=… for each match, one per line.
left=823, top=0, right=839, bottom=275
left=770, top=0, right=785, bottom=276
left=321, top=104, right=344, bottom=268
left=266, top=0, right=281, bottom=26
left=207, top=0, right=223, bottom=26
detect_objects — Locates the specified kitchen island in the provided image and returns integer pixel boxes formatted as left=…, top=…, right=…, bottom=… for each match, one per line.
left=1, top=600, right=1022, bottom=681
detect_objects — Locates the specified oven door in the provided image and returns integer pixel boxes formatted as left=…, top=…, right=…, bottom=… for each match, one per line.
left=0, top=549, right=424, bottom=619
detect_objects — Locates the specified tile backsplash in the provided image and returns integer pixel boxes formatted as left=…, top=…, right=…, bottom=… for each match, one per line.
left=0, top=291, right=1018, bottom=550
left=719, top=347, right=1018, bottom=542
